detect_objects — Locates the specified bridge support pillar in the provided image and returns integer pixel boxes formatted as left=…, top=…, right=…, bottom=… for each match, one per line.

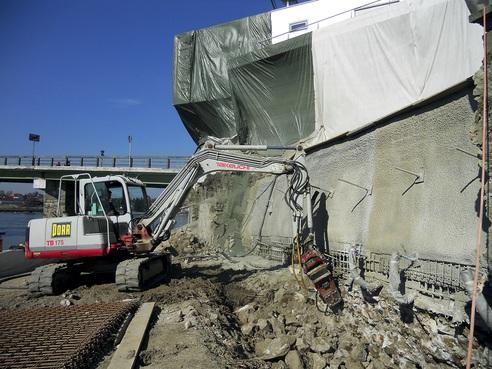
left=43, top=180, right=75, bottom=218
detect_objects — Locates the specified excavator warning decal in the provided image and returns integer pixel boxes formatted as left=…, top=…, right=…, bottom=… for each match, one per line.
left=216, top=161, right=250, bottom=170
left=51, top=222, right=71, bottom=238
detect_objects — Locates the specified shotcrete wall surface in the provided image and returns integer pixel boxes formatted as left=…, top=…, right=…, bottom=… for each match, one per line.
left=239, top=87, right=483, bottom=267
left=183, top=172, right=271, bottom=254
left=305, top=88, right=481, bottom=265
left=182, top=86, right=483, bottom=270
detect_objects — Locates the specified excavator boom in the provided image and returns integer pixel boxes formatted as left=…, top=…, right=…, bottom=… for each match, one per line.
left=131, top=139, right=313, bottom=253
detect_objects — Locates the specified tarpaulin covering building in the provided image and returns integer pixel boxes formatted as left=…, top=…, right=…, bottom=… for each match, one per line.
left=172, top=0, right=483, bottom=147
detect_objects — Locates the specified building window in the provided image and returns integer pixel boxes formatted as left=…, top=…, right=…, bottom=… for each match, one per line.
left=289, top=20, right=308, bottom=32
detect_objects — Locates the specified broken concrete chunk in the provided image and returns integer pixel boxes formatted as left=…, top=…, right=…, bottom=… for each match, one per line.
left=270, top=316, right=286, bottom=335
left=274, top=289, right=286, bottom=303
left=257, top=318, right=270, bottom=331
left=285, top=314, right=302, bottom=327
left=310, top=336, right=333, bottom=354
left=235, top=303, right=255, bottom=324
left=272, top=360, right=288, bottom=369
left=60, top=299, right=72, bottom=306
left=338, top=333, right=354, bottom=351
left=350, top=342, right=369, bottom=362
left=301, top=324, right=316, bottom=343
left=184, top=315, right=198, bottom=329
left=293, top=292, right=306, bottom=304
left=343, top=359, right=365, bottom=369
left=139, top=350, right=152, bottom=366
left=307, top=352, right=326, bottom=369
left=285, top=350, right=304, bottom=369
left=295, top=337, right=309, bottom=352
left=329, top=349, right=350, bottom=369
left=255, top=335, right=294, bottom=360
left=241, top=322, right=254, bottom=335
left=181, top=305, right=196, bottom=317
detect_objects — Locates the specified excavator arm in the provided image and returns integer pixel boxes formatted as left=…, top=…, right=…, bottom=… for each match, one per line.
left=117, top=138, right=340, bottom=306
left=131, top=138, right=313, bottom=253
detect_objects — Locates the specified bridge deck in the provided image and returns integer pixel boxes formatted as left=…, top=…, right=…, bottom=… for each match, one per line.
left=0, top=155, right=190, bottom=186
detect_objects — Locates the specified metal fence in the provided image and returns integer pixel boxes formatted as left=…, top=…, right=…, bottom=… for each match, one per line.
left=0, top=155, right=190, bottom=170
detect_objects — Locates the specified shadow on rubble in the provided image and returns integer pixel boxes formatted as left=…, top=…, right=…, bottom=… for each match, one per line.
left=463, top=301, right=492, bottom=349
left=76, top=272, right=115, bottom=288
left=177, top=261, right=286, bottom=285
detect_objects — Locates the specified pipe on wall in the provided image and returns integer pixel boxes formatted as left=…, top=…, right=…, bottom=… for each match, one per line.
left=388, top=252, right=415, bottom=305
left=461, top=269, right=492, bottom=332
left=348, top=245, right=381, bottom=295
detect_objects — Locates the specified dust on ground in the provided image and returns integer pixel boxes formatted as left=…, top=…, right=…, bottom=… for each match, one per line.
left=0, top=254, right=491, bottom=369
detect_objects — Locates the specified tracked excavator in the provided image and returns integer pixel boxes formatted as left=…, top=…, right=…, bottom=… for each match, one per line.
left=25, top=137, right=340, bottom=305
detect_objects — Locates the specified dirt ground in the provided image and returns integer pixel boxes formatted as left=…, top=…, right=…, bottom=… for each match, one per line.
left=0, top=253, right=491, bottom=369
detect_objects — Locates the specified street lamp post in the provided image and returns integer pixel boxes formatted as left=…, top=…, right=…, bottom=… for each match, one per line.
left=29, top=133, right=40, bottom=166
left=128, top=135, right=132, bottom=167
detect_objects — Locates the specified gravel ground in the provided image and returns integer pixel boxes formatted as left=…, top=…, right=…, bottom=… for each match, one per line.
left=0, top=254, right=490, bottom=369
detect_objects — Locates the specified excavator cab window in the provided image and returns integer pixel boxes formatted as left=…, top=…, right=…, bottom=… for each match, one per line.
left=127, top=185, right=149, bottom=216
left=85, top=181, right=127, bottom=216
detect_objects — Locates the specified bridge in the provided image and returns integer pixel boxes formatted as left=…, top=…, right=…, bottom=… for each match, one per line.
left=0, top=154, right=190, bottom=187
left=0, top=154, right=191, bottom=216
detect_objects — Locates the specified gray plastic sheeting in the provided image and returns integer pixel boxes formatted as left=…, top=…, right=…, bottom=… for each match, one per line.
left=173, top=12, right=315, bottom=146
left=229, top=33, right=314, bottom=145
left=173, top=0, right=482, bottom=148
left=173, top=13, right=273, bottom=143
left=305, top=0, right=483, bottom=146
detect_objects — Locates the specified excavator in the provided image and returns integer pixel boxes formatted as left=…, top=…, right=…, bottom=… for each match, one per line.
left=25, top=137, right=340, bottom=305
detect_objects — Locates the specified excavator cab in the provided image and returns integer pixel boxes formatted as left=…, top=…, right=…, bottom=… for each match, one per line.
left=26, top=174, right=149, bottom=261
left=78, top=175, right=149, bottom=236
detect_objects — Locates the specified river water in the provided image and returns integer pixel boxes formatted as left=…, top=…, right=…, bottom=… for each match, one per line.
left=0, top=212, right=42, bottom=250
left=0, top=210, right=189, bottom=251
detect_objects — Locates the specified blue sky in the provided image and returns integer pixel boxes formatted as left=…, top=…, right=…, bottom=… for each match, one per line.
left=0, top=0, right=277, bottom=159
left=0, top=0, right=282, bottom=193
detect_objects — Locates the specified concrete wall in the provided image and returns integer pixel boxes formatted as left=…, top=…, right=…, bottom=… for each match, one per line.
left=183, top=172, right=268, bottom=255
left=251, top=87, right=483, bottom=266
left=43, top=180, right=75, bottom=218
left=185, top=86, right=485, bottom=271
left=307, top=88, right=482, bottom=264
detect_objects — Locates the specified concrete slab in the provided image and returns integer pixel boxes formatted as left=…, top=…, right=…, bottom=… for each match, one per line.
left=107, top=302, right=155, bottom=369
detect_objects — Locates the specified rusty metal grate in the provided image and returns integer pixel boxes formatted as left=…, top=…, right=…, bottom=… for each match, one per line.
left=0, top=301, right=138, bottom=369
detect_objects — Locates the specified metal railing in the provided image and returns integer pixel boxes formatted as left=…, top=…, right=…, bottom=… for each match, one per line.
left=0, top=155, right=190, bottom=170
left=260, top=0, right=399, bottom=46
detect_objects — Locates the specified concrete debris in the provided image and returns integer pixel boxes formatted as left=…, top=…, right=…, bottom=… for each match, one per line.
left=308, top=336, right=333, bottom=354
left=285, top=350, right=304, bottom=369
left=0, top=256, right=490, bottom=369
left=60, top=298, right=72, bottom=306
left=139, top=350, right=152, bottom=366
left=306, top=352, right=325, bottom=369
left=255, top=335, right=295, bottom=360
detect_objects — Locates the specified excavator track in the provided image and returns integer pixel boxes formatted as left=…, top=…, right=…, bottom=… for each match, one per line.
left=28, top=263, right=72, bottom=295
left=115, top=253, right=172, bottom=292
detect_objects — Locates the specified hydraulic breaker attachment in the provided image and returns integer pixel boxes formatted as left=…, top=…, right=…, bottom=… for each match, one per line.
left=301, top=248, right=341, bottom=307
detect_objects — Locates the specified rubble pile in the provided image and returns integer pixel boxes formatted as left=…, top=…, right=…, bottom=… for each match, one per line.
left=158, top=228, right=208, bottom=256
left=224, top=267, right=490, bottom=369
left=1, top=256, right=490, bottom=369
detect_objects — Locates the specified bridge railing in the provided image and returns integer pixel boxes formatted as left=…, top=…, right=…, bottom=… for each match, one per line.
left=0, top=155, right=190, bottom=170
